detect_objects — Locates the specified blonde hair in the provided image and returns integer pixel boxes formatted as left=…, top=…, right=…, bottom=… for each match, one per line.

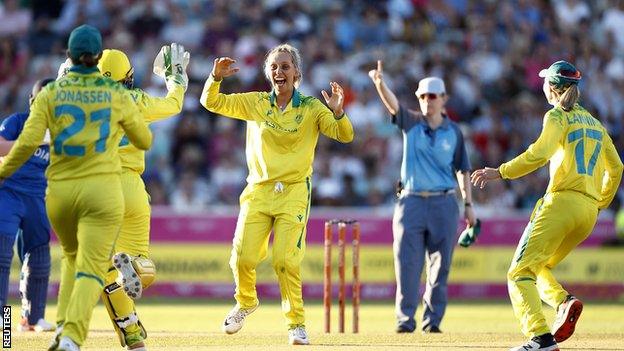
left=263, top=44, right=302, bottom=88
left=551, top=84, right=580, bottom=111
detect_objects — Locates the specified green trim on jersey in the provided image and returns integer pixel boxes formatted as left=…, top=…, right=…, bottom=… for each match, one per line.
left=269, top=89, right=301, bottom=107
left=69, top=65, right=100, bottom=74
left=296, top=177, right=312, bottom=249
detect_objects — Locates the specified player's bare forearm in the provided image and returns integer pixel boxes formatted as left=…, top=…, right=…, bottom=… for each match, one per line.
left=0, top=138, right=14, bottom=156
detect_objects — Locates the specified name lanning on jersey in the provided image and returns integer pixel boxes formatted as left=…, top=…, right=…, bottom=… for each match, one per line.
left=567, top=114, right=597, bottom=126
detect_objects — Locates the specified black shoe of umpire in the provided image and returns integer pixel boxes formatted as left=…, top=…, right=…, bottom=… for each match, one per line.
left=422, top=325, right=442, bottom=334
left=395, top=325, right=415, bottom=333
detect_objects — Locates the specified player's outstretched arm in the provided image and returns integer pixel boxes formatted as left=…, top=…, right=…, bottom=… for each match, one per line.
left=368, top=60, right=399, bottom=115
left=497, top=112, right=564, bottom=180
left=470, top=167, right=502, bottom=189
left=199, top=57, right=256, bottom=121
left=142, top=43, right=190, bottom=122
left=318, top=81, right=354, bottom=143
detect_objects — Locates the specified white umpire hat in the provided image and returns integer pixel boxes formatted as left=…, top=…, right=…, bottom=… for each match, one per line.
left=415, top=77, right=446, bottom=97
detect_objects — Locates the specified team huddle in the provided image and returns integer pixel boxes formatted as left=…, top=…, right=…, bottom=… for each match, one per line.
left=0, top=22, right=621, bottom=351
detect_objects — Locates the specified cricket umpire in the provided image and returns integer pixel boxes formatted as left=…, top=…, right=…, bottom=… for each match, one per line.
left=369, top=60, right=477, bottom=333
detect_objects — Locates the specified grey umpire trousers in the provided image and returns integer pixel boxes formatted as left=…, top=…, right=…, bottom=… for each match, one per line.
left=392, top=192, right=459, bottom=331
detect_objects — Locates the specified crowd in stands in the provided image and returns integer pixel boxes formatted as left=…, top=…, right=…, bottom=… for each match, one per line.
left=1, top=0, right=623, bottom=215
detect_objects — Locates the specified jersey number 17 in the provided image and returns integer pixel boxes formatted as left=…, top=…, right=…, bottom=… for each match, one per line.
left=567, top=128, right=602, bottom=176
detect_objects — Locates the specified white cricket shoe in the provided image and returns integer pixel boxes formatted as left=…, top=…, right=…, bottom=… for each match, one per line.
left=552, top=295, right=583, bottom=343
left=288, top=325, right=310, bottom=345
left=127, top=341, right=147, bottom=351
left=222, top=303, right=258, bottom=334
left=47, top=325, right=63, bottom=350
left=19, top=317, right=55, bottom=332
left=113, top=252, right=143, bottom=300
left=57, top=336, right=80, bottom=351
left=509, top=334, right=559, bottom=351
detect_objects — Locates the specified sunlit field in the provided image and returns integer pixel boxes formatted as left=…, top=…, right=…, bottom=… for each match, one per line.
left=9, top=299, right=624, bottom=350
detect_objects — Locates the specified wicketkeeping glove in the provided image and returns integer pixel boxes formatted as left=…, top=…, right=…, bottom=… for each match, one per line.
left=57, top=58, right=73, bottom=80
left=153, top=42, right=190, bottom=92
left=457, top=218, right=482, bottom=248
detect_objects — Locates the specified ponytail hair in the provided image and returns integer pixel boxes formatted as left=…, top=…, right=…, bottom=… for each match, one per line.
left=67, top=50, right=101, bottom=68
left=552, top=84, right=580, bottom=111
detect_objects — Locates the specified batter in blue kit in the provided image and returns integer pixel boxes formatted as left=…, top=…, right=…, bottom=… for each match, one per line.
left=0, top=78, right=55, bottom=332
left=369, top=62, right=477, bottom=333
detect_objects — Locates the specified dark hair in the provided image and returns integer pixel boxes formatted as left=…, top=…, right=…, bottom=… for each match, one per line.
left=29, top=77, right=56, bottom=104
left=67, top=50, right=101, bottom=67
left=39, top=78, right=55, bottom=88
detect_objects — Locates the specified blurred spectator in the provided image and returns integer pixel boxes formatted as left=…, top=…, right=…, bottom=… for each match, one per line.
left=170, top=171, right=212, bottom=213
left=160, top=6, right=204, bottom=50
left=211, top=156, right=246, bottom=204
left=0, top=0, right=622, bottom=213
left=0, top=0, right=32, bottom=37
left=28, top=17, right=61, bottom=56
left=125, top=0, right=167, bottom=42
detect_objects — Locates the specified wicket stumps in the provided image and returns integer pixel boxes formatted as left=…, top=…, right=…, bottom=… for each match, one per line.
left=323, top=219, right=360, bottom=333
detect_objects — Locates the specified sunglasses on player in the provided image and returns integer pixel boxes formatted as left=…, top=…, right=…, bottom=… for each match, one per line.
left=418, top=93, right=439, bottom=100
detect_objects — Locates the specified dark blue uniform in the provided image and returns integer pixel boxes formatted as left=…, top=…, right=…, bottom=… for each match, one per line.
left=392, top=105, right=470, bottom=332
left=0, top=112, right=51, bottom=325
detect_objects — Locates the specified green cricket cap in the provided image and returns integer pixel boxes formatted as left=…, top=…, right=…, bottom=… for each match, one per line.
left=538, top=60, right=581, bottom=88
left=68, top=24, right=102, bottom=60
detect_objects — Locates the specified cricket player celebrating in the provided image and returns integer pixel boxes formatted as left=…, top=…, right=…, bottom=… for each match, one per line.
left=96, top=44, right=188, bottom=351
left=0, top=78, right=55, bottom=333
left=200, top=44, right=354, bottom=345
left=0, top=24, right=152, bottom=351
left=471, top=60, right=623, bottom=351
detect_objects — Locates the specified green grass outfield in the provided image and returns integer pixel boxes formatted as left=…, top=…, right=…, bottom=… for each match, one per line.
left=10, top=299, right=624, bottom=350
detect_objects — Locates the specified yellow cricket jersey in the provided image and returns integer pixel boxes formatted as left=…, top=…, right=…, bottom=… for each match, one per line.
left=200, top=76, right=354, bottom=184
left=119, top=84, right=184, bottom=173
left=500, top=104, right=623, bottom=209
left=0, top=67, right=152, bottom=181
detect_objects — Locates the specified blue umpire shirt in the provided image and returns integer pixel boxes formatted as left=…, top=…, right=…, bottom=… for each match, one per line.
left=0, top=112, right=49, bottom=196
left=392, top=105, right=470, bottom=192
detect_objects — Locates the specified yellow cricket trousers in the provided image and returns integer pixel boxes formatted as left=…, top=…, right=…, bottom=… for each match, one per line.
left=47, top=174, right=124, bottom=345
left=508, top=191, right=598, bottom=337
left=101, top=169, right=151, bottom=343
left=230, top=179, right=311, bottom=327
left=115, top=169, right=151, bottom=257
